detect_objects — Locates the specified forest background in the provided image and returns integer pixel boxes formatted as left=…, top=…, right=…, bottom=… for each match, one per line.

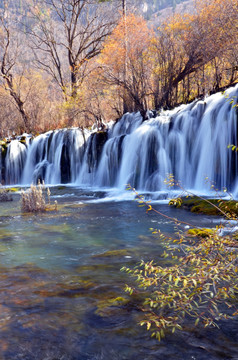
left=0, top=0, right=237, bottom=136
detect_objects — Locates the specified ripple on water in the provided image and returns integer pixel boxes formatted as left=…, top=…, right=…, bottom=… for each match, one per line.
left=0, top=188, right=237, bottom=359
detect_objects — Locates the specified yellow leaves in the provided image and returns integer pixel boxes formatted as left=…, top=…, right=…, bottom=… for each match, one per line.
left=99, top=13, right=152, bottom=74
left=98, top=0, right=237, bottom=114
left=169, top=198, right=182, bottom=208
left=146, top=205, right=152, bottom=213
left=122, top=215, right=238, bottom=341
left=195, top=318, right=200, bottom=326
left=227, top=144, right=238, bottom=152
left=164, top=13, right=194, bottom=36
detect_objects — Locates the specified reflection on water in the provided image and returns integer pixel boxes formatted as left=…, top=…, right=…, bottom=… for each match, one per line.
left=0, top=187, right=237, bottom=359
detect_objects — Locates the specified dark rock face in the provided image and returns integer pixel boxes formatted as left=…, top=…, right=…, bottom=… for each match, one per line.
left=60, top=143, right=71, bottom=184
left=94, top=131, right=108, bottom=164
left=0, top=142, right=7, bottom=184
left=87, top=131, right=108, bottom=173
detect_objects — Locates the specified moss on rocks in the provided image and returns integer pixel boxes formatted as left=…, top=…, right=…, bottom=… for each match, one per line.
left=1, top=142, right=8, bottom=158
left=169, top=196, right=238, bottom=217
left=7, top=187, right=20, bottom=192
left=187, top=228, right=215, bottom=238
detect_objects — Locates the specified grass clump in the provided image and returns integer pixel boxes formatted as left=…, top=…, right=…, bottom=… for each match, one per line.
left=21, top=182, right=57, bottom=213
left=0, top=185, right=13, bottom=202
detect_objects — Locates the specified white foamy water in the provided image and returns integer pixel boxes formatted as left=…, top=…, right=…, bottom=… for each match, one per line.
left=2, top=85, right=238, bottom=197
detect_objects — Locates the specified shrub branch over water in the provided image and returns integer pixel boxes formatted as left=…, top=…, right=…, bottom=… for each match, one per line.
left=122, top=183, right=238, bottom=341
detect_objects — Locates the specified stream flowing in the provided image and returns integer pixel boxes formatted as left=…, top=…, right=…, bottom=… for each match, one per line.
left=0, top=188, right=237, bottom=360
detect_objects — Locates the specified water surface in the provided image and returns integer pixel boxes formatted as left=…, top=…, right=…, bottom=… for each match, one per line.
left=0, top=187, right=237, bottom=360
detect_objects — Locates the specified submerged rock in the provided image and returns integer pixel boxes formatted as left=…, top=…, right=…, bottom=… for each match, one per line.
left=95, top=296, right=130, bottom=317
left=92, top=249, right=131, bottom=258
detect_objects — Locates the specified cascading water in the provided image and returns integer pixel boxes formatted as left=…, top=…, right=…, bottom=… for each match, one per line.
left=1, top=85, right=238, bottom=195
left=4, top=140, right=28, bottom=184
left=20, top=128, right=88, bottom=185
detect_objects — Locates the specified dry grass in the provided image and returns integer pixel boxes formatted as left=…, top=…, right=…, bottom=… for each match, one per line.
left=21, top=182, right=57, bottom=213
left=0, top=185, right=13, bottom=202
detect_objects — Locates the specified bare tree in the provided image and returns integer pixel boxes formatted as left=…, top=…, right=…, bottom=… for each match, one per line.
left=28, top=0, right=116, bottom=99
left=0, top=12, right=30, bottom=132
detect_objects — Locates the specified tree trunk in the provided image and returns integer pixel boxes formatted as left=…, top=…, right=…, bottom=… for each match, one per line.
left=4, top=76, right=30, bottom=132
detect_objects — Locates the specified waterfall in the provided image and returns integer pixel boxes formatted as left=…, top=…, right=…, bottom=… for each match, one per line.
left=21, top=128, right=88, bottom=185
left=5, top=140, right=27, bottom=184
left=1, top=85, right=238, bottom=194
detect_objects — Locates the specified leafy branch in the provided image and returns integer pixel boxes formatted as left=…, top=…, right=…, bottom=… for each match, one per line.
left=122, top=181, right=238, bottom=341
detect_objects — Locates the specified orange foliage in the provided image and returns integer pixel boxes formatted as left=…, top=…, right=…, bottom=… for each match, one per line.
left=100, top=13, right=152, bottom=75
left=99, top=13, right=154, bottom=113
left=147, top=0, right=238, bottom=108
left=1, top=0, right=238, bottom=134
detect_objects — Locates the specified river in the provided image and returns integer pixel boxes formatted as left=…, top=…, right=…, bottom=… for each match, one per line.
left=0, top=186, right=237, bottom=359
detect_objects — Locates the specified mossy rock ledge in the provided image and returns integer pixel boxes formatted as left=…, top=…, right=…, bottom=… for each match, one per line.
left=187, top=228, right=215, bottom=238
left=169, top=196, right=238, bottom=217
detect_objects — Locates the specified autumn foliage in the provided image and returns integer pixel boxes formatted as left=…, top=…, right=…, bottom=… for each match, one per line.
left=99, top=13, right=153, bottom=115
left=99, top=0, right=238, bottom=113
left=0, top=0, right=237, bottom=135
